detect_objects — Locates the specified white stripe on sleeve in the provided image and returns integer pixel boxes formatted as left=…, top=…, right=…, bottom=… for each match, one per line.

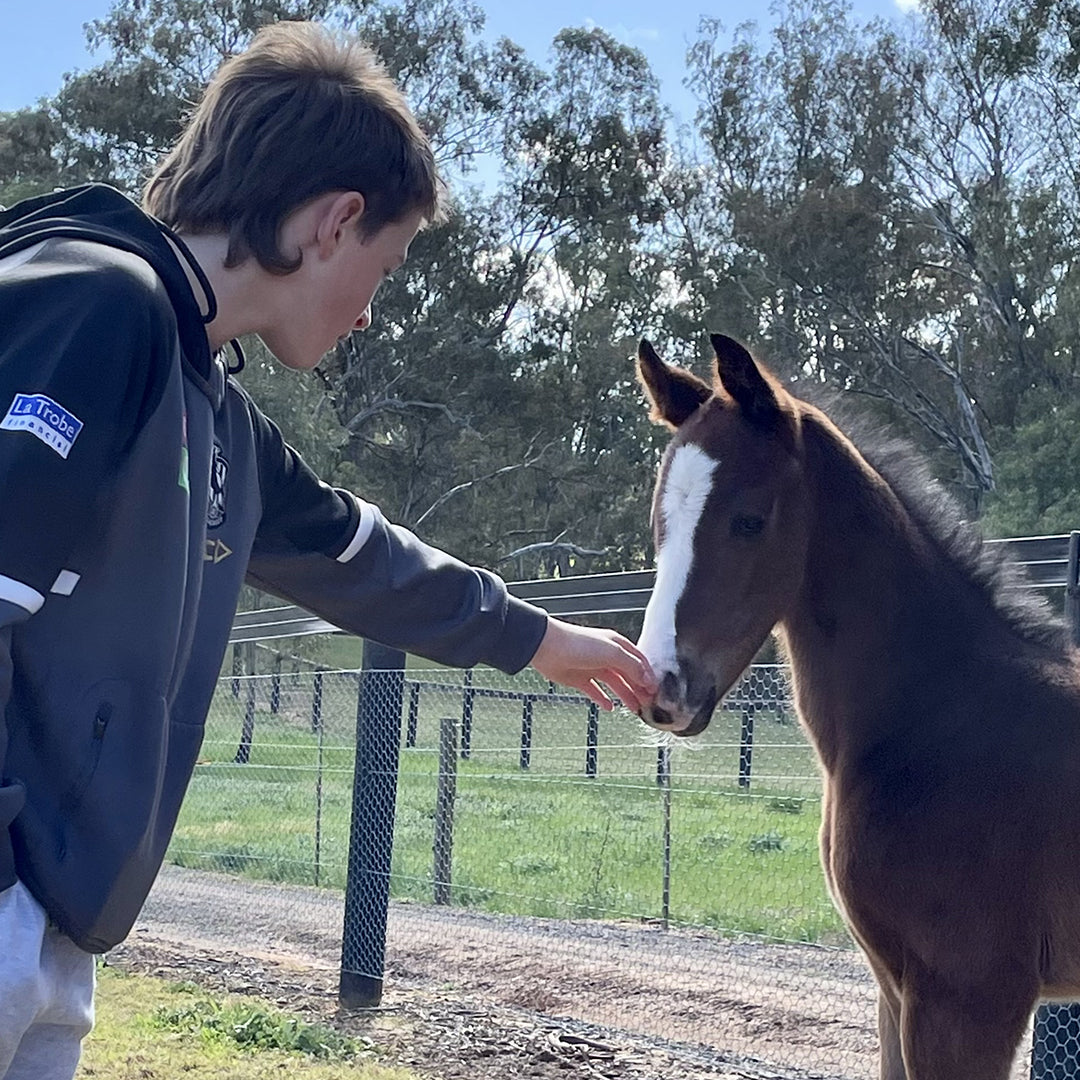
left=336, top=497, right=377, bottom=563
left=0, top=574, right=46, bottom=614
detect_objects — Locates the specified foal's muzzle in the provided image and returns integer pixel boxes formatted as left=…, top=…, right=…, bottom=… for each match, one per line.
left=640, top=667, right=719, bottom=737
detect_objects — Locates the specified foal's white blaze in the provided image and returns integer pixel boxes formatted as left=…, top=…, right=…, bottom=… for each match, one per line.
left=637, top=443, right=719, bottom=690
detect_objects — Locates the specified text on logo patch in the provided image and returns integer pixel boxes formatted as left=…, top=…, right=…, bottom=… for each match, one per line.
left=1, top=393, right=84, bottom=459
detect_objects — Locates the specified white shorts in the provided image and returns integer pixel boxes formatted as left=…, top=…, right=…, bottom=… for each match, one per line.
left=0, top=881, right=95, bottom=1080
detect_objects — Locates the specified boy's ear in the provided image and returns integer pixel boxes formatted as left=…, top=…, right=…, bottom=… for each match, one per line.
left=316, top=191, right=366, bottom=253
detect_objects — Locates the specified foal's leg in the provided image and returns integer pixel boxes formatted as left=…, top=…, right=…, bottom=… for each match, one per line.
left=857, top=945, right=907, bottom=1080
left=899, top=975, right=1034, bottom=1080
left=877, top=988, right=907, bottom=1080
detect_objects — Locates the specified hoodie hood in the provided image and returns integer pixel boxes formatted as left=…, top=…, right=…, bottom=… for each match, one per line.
left=0, top=184, right=219, bottom=390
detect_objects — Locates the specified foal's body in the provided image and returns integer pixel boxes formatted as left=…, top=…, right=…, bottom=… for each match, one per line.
left=635, top=334, right=1080, bottom=1079
left=794, top=428, right=1080, bottom=1075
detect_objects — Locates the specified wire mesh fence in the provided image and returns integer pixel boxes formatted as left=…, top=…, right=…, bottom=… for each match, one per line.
left=144, top=657, right=1066, bottom=1079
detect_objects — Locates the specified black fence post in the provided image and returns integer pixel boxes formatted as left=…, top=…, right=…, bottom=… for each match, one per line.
left=585, top=702, right=599, bottom=778
left=434, top=715, right=457, bottom=905
left=1033, top=1001, right=1080, bottom=1079
left=270, top=653, right=281, bottom=715
left=234, top=678, right=257, bottom=764
left=314, top=703, right=325, bottom=887
left=659, top=744, right=672, bottom=929
left=1032, top=532, right=1080, bottom=1078
left=231, top=642, right=242, bottom=697
left=514, top=695, right=531, bottom=773
left=405, top=681, right=420, bottom=748
left=738, top=705, right=755, bottom=789
left=339, top=640, right=406, bottom=1011
left=311, top=670, right=324, bottom=735
left=461, top=668, right=474, bottom=760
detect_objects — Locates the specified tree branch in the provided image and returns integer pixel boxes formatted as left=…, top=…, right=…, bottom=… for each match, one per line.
left=345, top=396, right=474, bottom=434
left=412, top=443, right=551, bottom=529
left=497, top=540, right=608, bottom=563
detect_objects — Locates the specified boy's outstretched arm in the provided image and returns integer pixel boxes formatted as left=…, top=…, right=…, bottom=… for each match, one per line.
left=529, top=618, right=657, bottom=715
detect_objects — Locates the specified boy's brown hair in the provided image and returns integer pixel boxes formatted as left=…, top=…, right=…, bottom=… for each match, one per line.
left=144, top=20, right=445, bottom=273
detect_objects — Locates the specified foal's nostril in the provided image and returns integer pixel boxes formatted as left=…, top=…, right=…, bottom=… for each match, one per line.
left=660, top=671, right=680, bottom=701
left=650, top=705, right=675, bottom=727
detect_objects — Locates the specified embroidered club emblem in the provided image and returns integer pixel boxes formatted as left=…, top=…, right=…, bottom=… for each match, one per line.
left=1, top=393, right=83, bottom=459
left=207, top=441, right=228, bottom=528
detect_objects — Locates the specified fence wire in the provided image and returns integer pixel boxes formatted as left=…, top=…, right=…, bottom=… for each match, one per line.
left=141, top=658, right=1068, bottom=1079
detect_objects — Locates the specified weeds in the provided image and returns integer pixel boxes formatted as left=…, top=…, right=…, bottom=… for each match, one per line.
left=153, top=997, right=365, bottom=1060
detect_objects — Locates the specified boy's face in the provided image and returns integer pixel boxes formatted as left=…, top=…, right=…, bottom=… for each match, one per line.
left=267, top=195, right=422, bottom=370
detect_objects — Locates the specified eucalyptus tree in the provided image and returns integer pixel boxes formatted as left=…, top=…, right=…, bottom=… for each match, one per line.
left=0, top=108, right=71, bottom=207
left=678, top=0, right=1080, bottom=512
left=481, top=26, right=672, bottom=576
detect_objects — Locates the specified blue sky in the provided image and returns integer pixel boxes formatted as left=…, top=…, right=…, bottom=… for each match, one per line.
left=0, top=0, right=915, bottom=117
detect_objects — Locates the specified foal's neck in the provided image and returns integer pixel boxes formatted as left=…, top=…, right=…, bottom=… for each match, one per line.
left=780, top=416, right=1004, bottom=766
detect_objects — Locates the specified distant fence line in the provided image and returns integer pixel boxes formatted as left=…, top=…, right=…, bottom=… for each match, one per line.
left=231, top=653, right=789, bottom=787
left=228, top=533, right=1077, bottom=643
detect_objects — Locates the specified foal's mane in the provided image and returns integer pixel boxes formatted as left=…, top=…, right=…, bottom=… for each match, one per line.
left=802, top=390, right=1069, bottom=653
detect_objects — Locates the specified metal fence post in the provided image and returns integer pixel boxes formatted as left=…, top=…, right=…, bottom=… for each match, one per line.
left=1033, top=999, right=1080, bottom=1079
left=1032, top=531, right=1080, bottom=1077
left=406, top=681, right=420, bottom=748
left=585, top=702, right=599, bottom=778
left=520, top=696, right=533, bottom=771
left=434, top=715, right=457, bottom=905
left=310, top=670, right=324, bottom=735
left=659, top=744, right=671, bottom=928
left=231, top=642, right=242, bottom=697
left=314, top=704, right=325, bottom=887
left=234, top=678, right=256, bottom=764
left=270, top=653, right=281, bottom=714
left=738, top=705, right=755, bottom=789
left=339, top=640, right=406, bottom=1010
left=461, top=668, right=474, bottom=760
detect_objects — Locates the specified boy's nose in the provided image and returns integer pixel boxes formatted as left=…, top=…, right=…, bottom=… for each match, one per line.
left=354, top=304, right=372, bottom=331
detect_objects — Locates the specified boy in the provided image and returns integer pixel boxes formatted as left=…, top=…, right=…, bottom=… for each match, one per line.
left=0, top=21, right=655, bottom=1079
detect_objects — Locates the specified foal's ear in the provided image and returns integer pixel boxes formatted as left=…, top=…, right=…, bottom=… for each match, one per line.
left=711, top=334, right=781, bottom=426
left=636, top=339, right=712, bottom=428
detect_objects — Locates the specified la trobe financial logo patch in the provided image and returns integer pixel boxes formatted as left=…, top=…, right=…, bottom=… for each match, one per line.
left=1, top=393, right=84, bottom=459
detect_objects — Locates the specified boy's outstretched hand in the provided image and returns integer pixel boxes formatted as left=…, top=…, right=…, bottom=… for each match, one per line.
left=529, top=618, right=657, bottom=714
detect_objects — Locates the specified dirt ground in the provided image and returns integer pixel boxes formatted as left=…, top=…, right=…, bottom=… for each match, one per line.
left=108, top=937, right=776, bottom=1080
left=113, top=865, right=1033, bottom=1080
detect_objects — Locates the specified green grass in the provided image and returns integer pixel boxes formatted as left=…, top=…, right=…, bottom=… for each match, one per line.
left=170, top=670, right=847, bottom=946
left=76, top=965, right=419, bottom=1079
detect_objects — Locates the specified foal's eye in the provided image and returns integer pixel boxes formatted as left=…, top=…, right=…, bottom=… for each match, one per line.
left=730, top=514, right=765, bottom=538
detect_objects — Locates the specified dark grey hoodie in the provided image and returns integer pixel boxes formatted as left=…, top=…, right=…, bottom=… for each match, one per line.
left=0, top=184, right=547, bottom=952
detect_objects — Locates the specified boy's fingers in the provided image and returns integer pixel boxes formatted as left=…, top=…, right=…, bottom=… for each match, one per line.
left=608, top=638, right=657, bottom=693
left=576, top=678, right=615, bottom=711
left=602, top=671, right=645, bottom=714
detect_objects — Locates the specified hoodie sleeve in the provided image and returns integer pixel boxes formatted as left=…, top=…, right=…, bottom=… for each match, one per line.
left=0, top=243, right=165, bottom=890
left=242, top=397, right=548, bottom=674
